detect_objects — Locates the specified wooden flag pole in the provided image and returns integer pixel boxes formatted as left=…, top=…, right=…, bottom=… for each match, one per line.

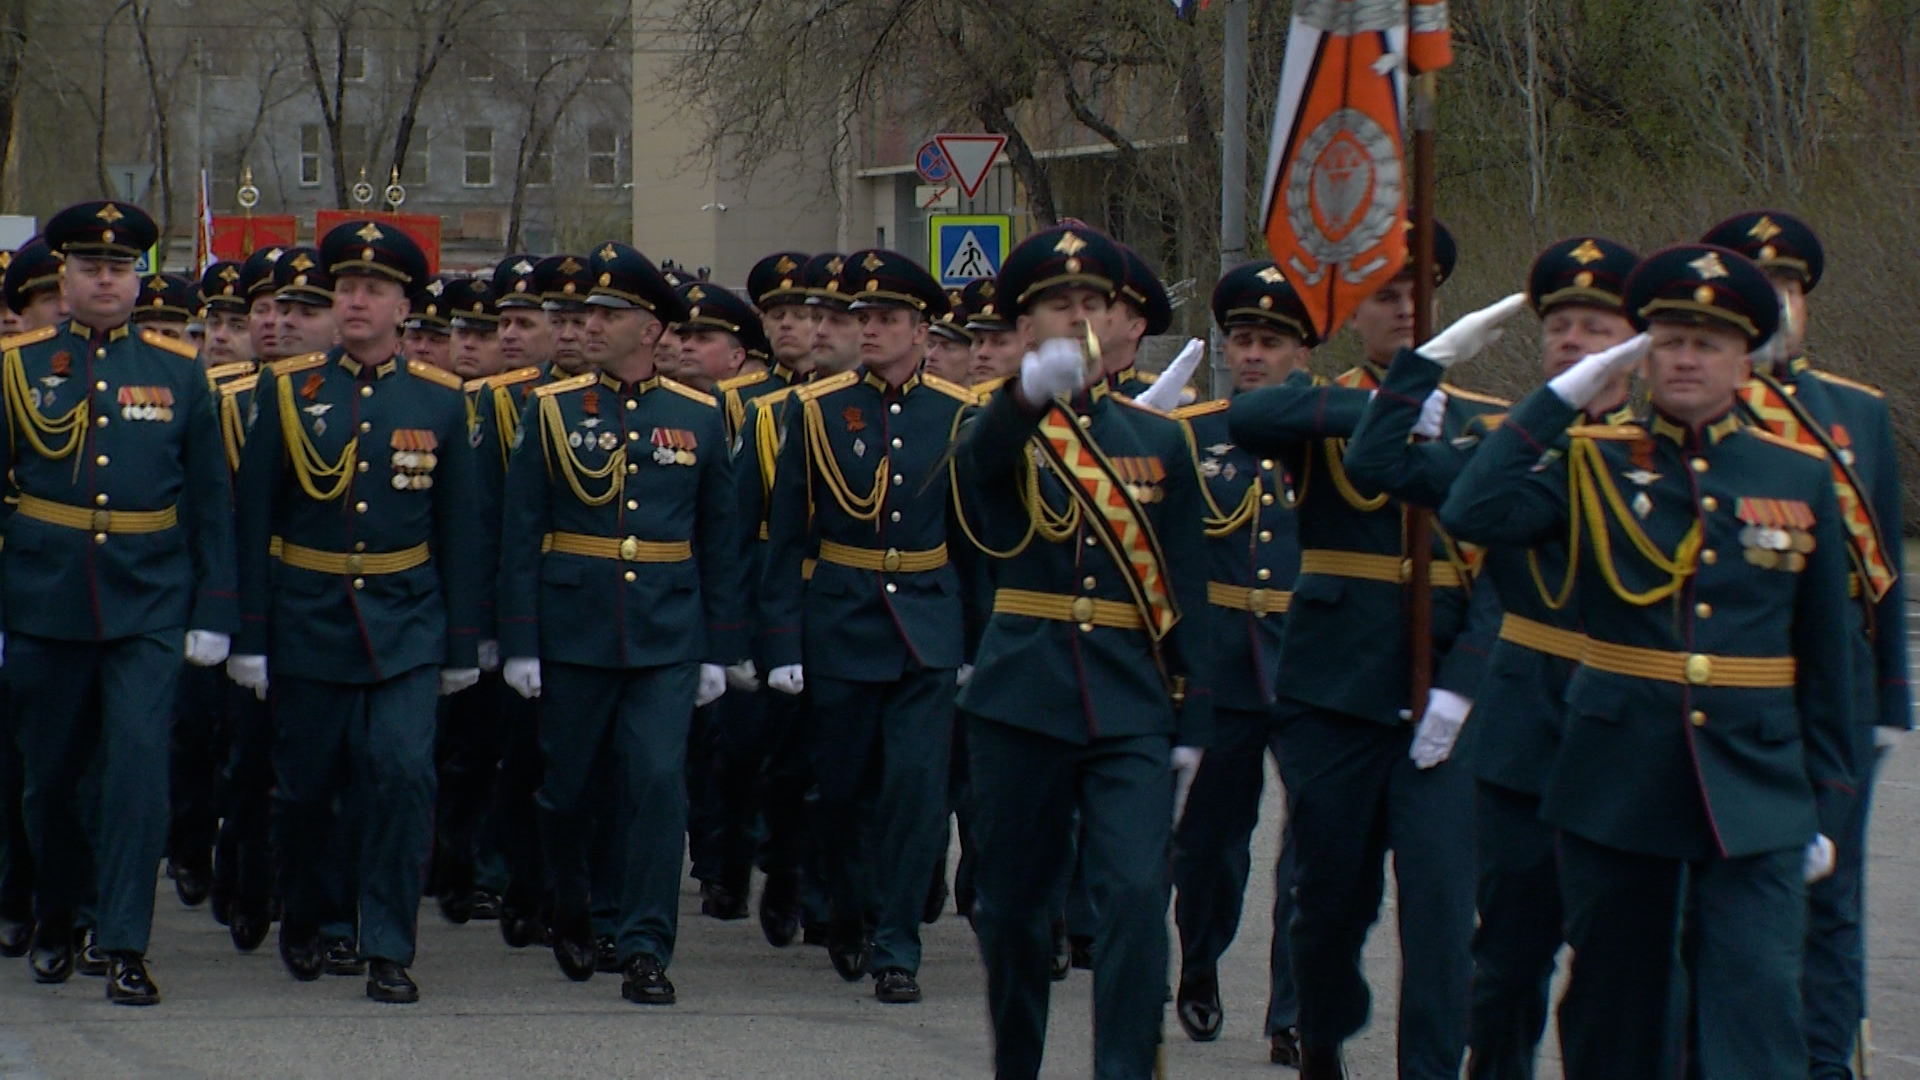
left=1406, top=60, right=1439, bottom=719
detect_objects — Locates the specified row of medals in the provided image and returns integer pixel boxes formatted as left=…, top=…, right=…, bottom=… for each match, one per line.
left=1740, top=524, right=1813, bottom=571
left=393, top=450, right=436, bottom=491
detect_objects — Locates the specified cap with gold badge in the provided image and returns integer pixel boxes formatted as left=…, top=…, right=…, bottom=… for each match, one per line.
left=239, top=245, right=286, bottom=302
left=534, top=254, right=593, bottom=313
left=272, top=246, right=334, bottom=306
left=444, top=277, right=499, bottom=330
left=1526, top=237, right=1638, bottom=317
left=842, top=249, right=949, bottom=318
left=586, top=240, right=691, bottom=322
left=678, top=280, right=771, bottom=360
left=1624, top=244, right=1780, bottom=349
left=133, top=272, right=200, bottom=324
left=200, top=260, right=247, bottom=315
left=930, top=288, right=973, bottom=344
left=1210, top=260, right=1320, bottom=346
left=1700, top=210, right=1823, bottom=293
left=3, top=238, right=63, bottom=314
left=996, top=224, right=1125, bottom=315
left=960, top=277, right=1012, bottom=333
left=1116, top=243, right=1173, bottom=336
left=319, top=218, right=430, bottom=295
left=747, top=251, right=812, bottom=311
left=406, top=275, right=453, bottom=335
left=802, top=252, right=850, bottom=310
left=492, top=254, right=543, bottom=310
left=44, top=200, right=158, bottom=261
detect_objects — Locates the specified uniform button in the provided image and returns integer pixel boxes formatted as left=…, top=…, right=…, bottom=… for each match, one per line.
left=1085, top=536, right=1098, bottom=547
left=1078, top=622, right=1094, bottom=633
left=889, top=403, right=902, bottom=415
left=359, top=422, right=372, bottom=433
left=1700, top=496, right=1719, bottom=512
left=94, top=415, right=108, bottom=428
left=890, top=437, right=903, bottom=449
left=1695, top=602, right=1712, bottom=618
left=1690, top=457, right=1707, bottom=473
left=889, top=511, right=902, bottom=523
left=884, top=582, right=898, bottom=594
left=626, top=400, right=637, bottom=410
left=1258, top=530, right=1272, bottom=542
left=1690, top=710, right=1707, bottom=727
left=1082, top=576, right=1097, bottom=590
left=627, top=464, right=638, bottom=474
left=95, top=380, right=108, bottom=391
left=360, top=385, right=373, bottom=398
left=1076, top=415, right=1092, bottom=428
left=1260, top=459, right=1274, bottom=470
left=93, top=532, right=107, bottom=544
left=355, top=501, right=368, bottom=513
left=628, top=431, right=640, bottom=441
left=356, top=461, right=370, bottom=473
left=1257, top=568, right=1272, bottom=581
left=95, top=454, right=109, bottom=467
left=623, top=570, right=637, bottom=583
left=1261, top=493, right=1276, bottom=506
left=94, top=494, right=108, bottom=506
left=891, top=474, right=903, bottom=486
left=353, top=577, right=366, bottom=590
left=354, top=541, right=367, bottom=552
left=94, top=348, right=106, bottom=359
left=1701, top=549, right=1717, bottom=565
left=626, top=500, right=638, bottom=511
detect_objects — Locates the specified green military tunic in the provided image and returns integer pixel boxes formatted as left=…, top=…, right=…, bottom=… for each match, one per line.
left=719, top=361, right=801, bottom=444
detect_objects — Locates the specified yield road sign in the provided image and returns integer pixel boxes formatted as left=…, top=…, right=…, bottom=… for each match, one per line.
left=933, top=134, right=1006, bottom=198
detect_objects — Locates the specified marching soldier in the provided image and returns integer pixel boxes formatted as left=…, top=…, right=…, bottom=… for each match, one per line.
left=495, top=254, right=553, bottom=375
left=497, top=240, right=740, bottom=1004
left=1340, top=238, right=1639, bottom=1077
left=536, top=254, right=597, bottom=378
left=1439, top=245, right=1856, bottom=1078
left=949, top=223, right=1212, bottom=1078
left=403, top=276, right=454, bottom=373
left=198, top=261, right=252, bottom=371
left=3, top=200, right=237, bottom=1004
left=1166, top=260, right=1309, bottom=1065
left=675, top=281, right=767, bottom=395
left=759, top=249, right=977, bottom=1003
left=270, top=247, right=338, bottom=359
left=924, top=289, right=973, bottom=383
left=4, top=239, right=66, bottom=331
left=1103, top=243, right=1173, bottom=397
left=964, top=277, right=1022, bottom=390
left=718, top=251, right=813, bottom=439
left=1702, top=210, right=1909, bottom=1080
left=131, top=274, right=197, bottom=340
left=447, top=277, right=504, bottom=384
left=236, top=245, right=284, bottom=362
left=228, top=220, right=483, bottom=1004
left=1224, top=222, right=1506, bottom=1079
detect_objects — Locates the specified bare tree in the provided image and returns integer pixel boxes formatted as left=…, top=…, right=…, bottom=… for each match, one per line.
left=293, top=0, right=363, bottom=208
left=503, top=13, right=630, bottom=251
left=383, top=0, right=493, bottom=189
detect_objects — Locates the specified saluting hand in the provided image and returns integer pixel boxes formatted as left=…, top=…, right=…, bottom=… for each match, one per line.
left=1418, top=293, right=1528, bottom=369
left=1547, top=333, right=1651, bottom=411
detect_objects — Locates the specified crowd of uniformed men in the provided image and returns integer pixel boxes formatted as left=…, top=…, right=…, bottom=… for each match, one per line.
left=0, top=195, right=1898, bottom=1080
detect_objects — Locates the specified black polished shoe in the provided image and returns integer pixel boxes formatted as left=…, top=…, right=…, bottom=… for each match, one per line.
left=498, top=906, right=539, bottom=949
left=229, top=907, right=270, bottom=953
left=208, top=869, right=234, bottom=927
left=550, top=917, right=596, bottom=982
left=801, top=922, right=828, bottom=947
left=923, top=863, right=949, bottom=925
left=873, top=967, right=921, bottom=1004
left=700, top=882, right=748, bottom=921
left=437, top=888, right=473, bottom=925
left=1068, top=934, right=1094, bottom=971
left=1175, top=970, right=1224, bottom=1042
left=170, top=860, right=211, bottom=908
left=594, top=935, right=621, bottom=974
left=758, top=871, right=801, bottom=948
left=620, top=953, right=676, bottom=1005
left=826, top=920, right=871, bottom=983
left=74, top=927, right=109, bottom=977
left=1270, top=1027, right=1302, bottom=1068
left=105, top=953, right=160, bottom=1005
left=1049, top=920, right=1071, bottom=982
left=365, top=959, right=419, bottom=1004
left=278, top=926, right=324, bottom=982
left=469, top=890, right=502, bottom=921
left=0, top=915, right=31, bottom=959
left=323, top=940, right=365, bottom=976
left=1297, top=1040, right=1345, bottom=1080
left=28, top=922, right=73, bottom=984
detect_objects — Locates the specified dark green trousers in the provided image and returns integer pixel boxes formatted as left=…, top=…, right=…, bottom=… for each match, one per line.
left=1171, top=706, right=1298, bottom=1036
left=1807, top=746, right=1884, bottom=1080
left=12, top=631, right=182, bottom=955
left=1467, top=782, right=1562, bottom=1080
left=969, top=715, right=1171, bottom=1080
left=1272, top=705, right=1473, bottom=1079
left=1558, top=831, right=1805, bottom=1079
left=538, top=660, right=695, bottom=967
left=809, top=671, right=955, bottom=974
left=168, top=662, right=226, bottom=882
left=0, top=673, right=33, bottom=926
left=272, top=667, right=438, bottom=965
left=214, top=684, right=274, bottom=918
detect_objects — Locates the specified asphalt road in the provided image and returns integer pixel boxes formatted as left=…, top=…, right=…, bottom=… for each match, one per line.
left=4, top=691, right=1920, bottom=1077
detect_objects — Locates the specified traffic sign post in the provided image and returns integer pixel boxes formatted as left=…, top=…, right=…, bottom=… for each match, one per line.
left=930, top=214, right=1010, bottom=288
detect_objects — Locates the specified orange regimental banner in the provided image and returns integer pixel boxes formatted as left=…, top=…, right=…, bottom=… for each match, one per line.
left=313, top=210, right=442, bottom=275
left=210, top=215, right=299, bottom=261
left=1259, top=0, right=1453, bottom=340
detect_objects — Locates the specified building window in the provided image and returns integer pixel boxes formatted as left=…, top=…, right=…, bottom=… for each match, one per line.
left=522, top=31, right=553, bottom=78
left=299, top=125, right=324, bottom=187
left=463, top=51, right=492, bottom=81
left=464, top=126, right=494, bottom=187
left=587, top=126, right=620, bottom=187
left=342, top=45, right=367, bottom=82
left=585, top=47, right=619, bottom=84
left=526, top=144, right=554, bottom=187
left=399, top=129, right=430, bottom=186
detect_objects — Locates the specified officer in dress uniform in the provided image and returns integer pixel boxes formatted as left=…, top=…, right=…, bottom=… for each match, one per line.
left=759, top=249, right=977, bottom=1004
left=131, top=274, right=197, bottom=340
left=198, top=261, right=252, bottom=371
left=1440, top=244, right=1857, bottom=1079
left=924, top=289, right=974, bottom=384
left=1701, top=210, right=1909, bottom=1080
left=950, top=223, right=1212, bottom=1079
left=1341, top=237, right=1639, bottom=1078
left=2, top=201, right=237, bottom=1004
left=4, top=240, right=65, bottom=332
left=1167, top=261, right=1309, bottom=1066
left=228, top=221, right=483, bottom=1004
left=1100, top=243, right=1172, bottom=399
left=965, top=276, right=1022, bottom=390
left=269, top=248, right=338, bottom=359
left=403, top=276, right=454, bottom=373
left=497, top=240, right=741, bottom=1004
left=718, top=252, right=813, bottom=441
left=676, top=281, right=767, bottom=396
left=1225, top=221, right=1507, bottom=1080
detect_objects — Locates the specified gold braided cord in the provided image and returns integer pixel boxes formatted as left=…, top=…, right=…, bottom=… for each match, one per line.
left=276, top=372, right=357, bottom=502
left=1528, top=450, right=1586, bottom=611
left=801, top=396, right=886, bottom=522
left=219, top=391, right=248, bottom=473
left=537, top=394, right=622, bottom=506
left=3, top=348, right=87, bottom=461
left=1324, top=438, right=1389, bottom=511
left=946, top=406, right=1041, bottom=559
left=1569, top=438, right=1699, bottom=606
left=754, top=404, right=782, bottom=506
left=492, top=385, right=520, bottom=471
left=1205, top=481, right=1259, bottom=538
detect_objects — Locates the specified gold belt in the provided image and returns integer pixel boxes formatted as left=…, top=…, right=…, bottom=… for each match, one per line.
left=1207, top=582, right=1291, bottom=616
left=1581, top=639, right=1796, bottom=689
left=1497, top=613, right=1587, bottom=661
left=1298, top=549, right=1464, bottom=588
left=817, top=540, right=948, bottom=573
left=994, top=588, right=1145, bottom=630
left=17, top=494, right=177, bottom=534
left=275, top=538, right=430, bottom=575
left=543, top=532, right=693, bottom=562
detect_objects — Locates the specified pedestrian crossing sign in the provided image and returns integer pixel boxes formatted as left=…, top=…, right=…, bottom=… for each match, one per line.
left=931, top=215, right=1010, bottom=288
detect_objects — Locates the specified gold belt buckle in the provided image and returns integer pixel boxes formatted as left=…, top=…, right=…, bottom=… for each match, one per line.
left=1398, top=558, right=1413, bottom=583
left=1247, top=588, right=1269, bottom=616
left=91, top=509, right=111, bottom=532
left=346, top=553, right=364, bottom=575
left=619, top=537, right=639, bottom=561
left=1685, top=654, right=1713, bottom=686
left=882, top=548, right=902, bottom=572
left=1070, top=596, right=1095, bottom=623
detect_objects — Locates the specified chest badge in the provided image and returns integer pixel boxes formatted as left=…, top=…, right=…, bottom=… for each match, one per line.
left=390, top=429, right=440, bottom=490
left=842, top=405, right=865, bottom=433
left=651, top=427, right=698, bottom=466
left=1631, top=491, right=1653, bottom=520
left=1623, top=469, right=1661, bottom=487
left=118, top=385, right=176, bottom=422
left=852, top=437, right=866, bottom=458
left=303, top=402, right=333, bottom=437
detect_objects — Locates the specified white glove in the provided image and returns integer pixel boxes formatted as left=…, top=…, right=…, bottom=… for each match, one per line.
left=696, top=663, right=727, bottom=707
left=726, top=660, right=760, bottom=692
left=477, top=640, right=501, bottom=672
left=1548, top=333, right=1650, bottom=410
left=1410, top=688, right=1472, bottom=769
left=227, top=654, right=269, bottom=701
left=439, top=668, right=481, bottom=696
left=184, top=630, right=231, bottom=668
left=1418, top=293, right=1528, bottom=369
left=1804, top=834, right=1836, bottom=884
left=1411, top=389, right=1448, bottom=439
left=505, top=657, right=542, bottom=699
left=955, top=663, right=975, bottom=688
left=1874, top=727, right=1903, bottom=753
left=1171, top=746, right=1204, bottom=826
left=1133, top=338, right=1205, bottom=412
left=768, top=664, right=805, bottom=696
left=1016, top=337, right=1088, bottom=408
left=1750, top=286, right=1797, bottom=373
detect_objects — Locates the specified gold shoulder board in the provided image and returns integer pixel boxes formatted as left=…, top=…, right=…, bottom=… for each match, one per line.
left=140, top=329, right=201, bottom=361
left=0, top=325, right=57, bottom=352
left=533, top=372, right=597, bottom=398
left=1808, top=370, right=1885, bottom=399
left=659, top=377, right=718, bottom=407
left=268, top=351, right=329, bottom=377
left=795, top=370, right=858, bottom=402
left=1172, top=399, right=1229, bottom=420
left=220, top=374, right=259, bottom=396
left=921, top=373, right=976, bottom=402
left=493, top=366, right=541, bottom=389
left=1440, top=383, right=1513, bottom=408
left=971, top=375, right=1010, bottom=403
left=408, top=358, right=465, bottom=390
left=204, top=360, right=257, bottom=383
left=1745, top=426, right=1828, bottom=459
left=716, top=370, right=769, bottom=393
left=1566, top=424, right=1643, bottom=441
